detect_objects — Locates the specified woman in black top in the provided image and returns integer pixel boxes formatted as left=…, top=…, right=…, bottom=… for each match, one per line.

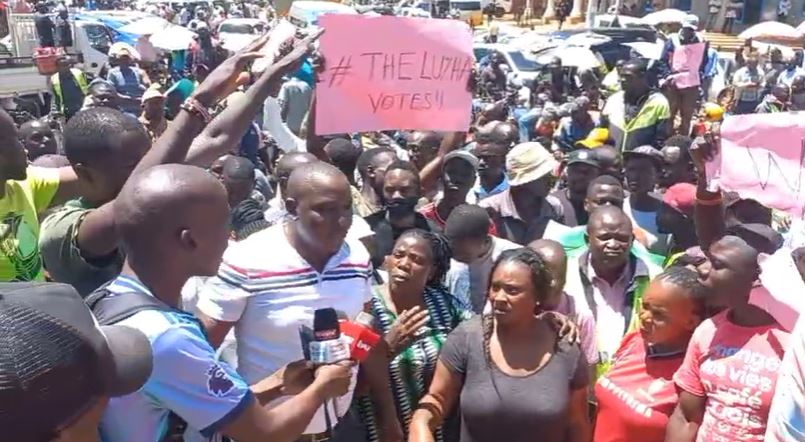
left=409, top=248, right=590, bottom=442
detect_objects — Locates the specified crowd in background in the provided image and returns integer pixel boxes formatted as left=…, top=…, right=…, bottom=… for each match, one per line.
left=2, top=5, right=805, bottom=442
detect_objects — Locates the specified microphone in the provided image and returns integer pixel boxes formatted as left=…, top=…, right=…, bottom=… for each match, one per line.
left=309, top=308, right=350, bottom=365
left=339, top=312, right=381, bottom=363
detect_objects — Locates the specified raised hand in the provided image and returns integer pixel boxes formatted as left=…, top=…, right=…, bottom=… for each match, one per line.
left=270, top=28, right=324, bottom=79
left=193, top=33, right=271, bottom=106
left=385, top=306, right=429, bottom=356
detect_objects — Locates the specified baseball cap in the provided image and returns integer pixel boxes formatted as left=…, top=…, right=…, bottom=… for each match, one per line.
left=682, top=14, right=699, bottom=29
left=506, top=142, right=558, bottom=186
left=0, top=282, right=152, bottom=440
left=703, top=102, right=724, bottom=121
left=623, top=145, right=664, bottom=167
left=663, top=182, right=696, bottom=217
left=109, top=42, right=140, bottom=60
left=566, top=149, right=601, bottom=168
left=726, top=223, right=784, bottom=255
left=577, top=127, right=610, bottom=148
left=443, top=150, right=480, bottom=170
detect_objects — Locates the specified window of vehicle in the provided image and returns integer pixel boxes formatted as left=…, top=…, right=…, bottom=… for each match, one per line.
left=219, top=23, right=256, bottom=34
left=288, top=15, right=307, bottom=28
left=83, top=24, right=113, bottom=54
left=474, top=47, right=490, bottom=62
left=450, top=1, right=481, bottom=10
left=507, top=51, right=539, bottom=72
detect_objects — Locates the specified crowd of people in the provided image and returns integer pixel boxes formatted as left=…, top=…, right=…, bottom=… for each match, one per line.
left=3, top=5, right=805, bottom=442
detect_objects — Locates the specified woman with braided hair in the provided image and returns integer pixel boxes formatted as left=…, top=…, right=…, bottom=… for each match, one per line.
left=593, top=265, right=708, bottom=442
left=357, top=229, right=472, bottom=442
left=409, top=247, right=591, bottom=442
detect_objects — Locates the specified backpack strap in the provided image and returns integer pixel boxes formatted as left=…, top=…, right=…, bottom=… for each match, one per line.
left=85, top=283, right=190, bottom=442
left=86, top=284, right=174, bottom=326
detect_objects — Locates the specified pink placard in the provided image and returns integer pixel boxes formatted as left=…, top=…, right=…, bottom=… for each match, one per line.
left=670, top=42, right=705, bottom=89
left=315, top=15, right=473, bottom=135
left=706, top=113, right=805, bottom=219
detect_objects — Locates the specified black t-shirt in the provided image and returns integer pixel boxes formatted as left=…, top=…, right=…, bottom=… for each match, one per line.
left=34, top=13, right=55, bottom=47
left=57, top=71, right=85, bottom=119
left=550, top=189, right=588, bottom=227
left=440, top=317, right=589, bottom=442
left=364, top=210, right=441, bottom=269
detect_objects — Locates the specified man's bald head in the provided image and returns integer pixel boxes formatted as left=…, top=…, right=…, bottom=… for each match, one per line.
left=286, top=161, right=350, bottom=202
left=275, top=152, right=317, bottom=196
left=285, top=162, right=354, bottom=256
left=222, top=155, right=255, bottom=181
left=0, top=108, right=27, bottom=181
left=276, top=152, right=318, bottom=181
left=116, top=164, right=231, bottom=280
left=528, top=239, right=566, bottom=270
left=528, top=239, right=567, bottom=307
left=588, top=205, right=633, bottom=234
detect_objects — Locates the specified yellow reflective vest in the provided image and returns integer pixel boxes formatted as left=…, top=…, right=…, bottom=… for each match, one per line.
left=50, top=69, right=89, bottom=113
left=602, top=90, right=671, bottom=152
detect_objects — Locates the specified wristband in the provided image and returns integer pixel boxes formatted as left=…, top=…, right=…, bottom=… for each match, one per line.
left=696, top=196, right=723, bottom=206
left=181, top=97, right=212, bottom=124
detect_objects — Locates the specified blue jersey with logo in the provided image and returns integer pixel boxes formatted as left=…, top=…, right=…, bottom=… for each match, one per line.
left=99, top=276, right=252, bottom=442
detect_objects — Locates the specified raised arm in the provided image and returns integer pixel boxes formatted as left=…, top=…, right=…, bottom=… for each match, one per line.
left=186, top=31, right=322, bottom=167
left=690, top=132, right=725, bottom=251
left=419, top=131, right=467, bottom=196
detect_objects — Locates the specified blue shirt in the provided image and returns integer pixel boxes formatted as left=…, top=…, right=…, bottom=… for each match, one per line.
left=473, top=174, right=509, bottom=201
left=106, top=66, right=146, bottom=113
left=99, top=276, right=253, bottom=442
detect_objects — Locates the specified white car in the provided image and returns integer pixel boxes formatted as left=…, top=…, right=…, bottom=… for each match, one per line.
left=474, top=43, right=542, bottom=103
left=217, top=18, right=267, bottom=52
left=474, top=43, right=542, bottom=85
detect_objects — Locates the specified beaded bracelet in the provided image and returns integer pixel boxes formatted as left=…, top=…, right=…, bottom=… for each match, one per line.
left=181, top=97, right=212, bottom=124
left=696, top=196, right=723, bottom=206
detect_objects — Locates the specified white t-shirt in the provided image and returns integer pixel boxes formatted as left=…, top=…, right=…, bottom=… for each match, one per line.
left=197, top=224, right=373, bottom=433
left=446, top=236, right=520, bottom=314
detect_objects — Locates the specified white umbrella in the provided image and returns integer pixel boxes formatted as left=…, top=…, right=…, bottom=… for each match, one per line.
left=641, top=9, right=688, bottom=25
left=739, top=21, right=804, bottom=45
left=535, top=46, right=602, bottom=70
left=119, top=16, right=169, bottom=35
left=624, top=41, right=664, bottom=60
left=149, top=25, right=196, bottom=51
left=798, top=20, right=805, bottom=34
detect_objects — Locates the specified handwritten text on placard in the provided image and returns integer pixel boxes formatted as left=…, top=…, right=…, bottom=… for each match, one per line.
left=316, top=15, right=473, bottom=134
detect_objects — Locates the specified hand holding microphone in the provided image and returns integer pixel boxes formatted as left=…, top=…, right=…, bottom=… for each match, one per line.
left=311, top=361, right=353, bottom=401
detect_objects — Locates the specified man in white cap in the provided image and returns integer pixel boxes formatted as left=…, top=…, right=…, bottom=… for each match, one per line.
left=106, top=45, right=149, bottom=115
left=660, top=14, right=708, bottom=135
left=139, top=87, right=167, bottom=143
left=479, top=142, right=564, bottom=245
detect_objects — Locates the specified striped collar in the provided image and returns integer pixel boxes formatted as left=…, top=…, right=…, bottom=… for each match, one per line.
left=107, top=274, right=154, bottom=296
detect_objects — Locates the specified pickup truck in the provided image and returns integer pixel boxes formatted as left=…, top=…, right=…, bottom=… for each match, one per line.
left=0, top=11, right=113, bottom=114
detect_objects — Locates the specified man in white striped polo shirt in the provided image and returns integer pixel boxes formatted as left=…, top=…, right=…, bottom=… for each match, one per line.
left=197, top=162, right=397, bottom=442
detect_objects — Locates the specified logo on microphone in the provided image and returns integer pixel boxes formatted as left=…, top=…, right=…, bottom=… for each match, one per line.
left=356, top=340, right=372, bottom=352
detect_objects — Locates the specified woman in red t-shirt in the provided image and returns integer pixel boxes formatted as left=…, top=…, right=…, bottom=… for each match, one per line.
left=593, top=266, right=707, bottom=442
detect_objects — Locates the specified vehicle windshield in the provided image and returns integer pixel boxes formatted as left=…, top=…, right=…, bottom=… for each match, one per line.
left=84, top=24, right=113, bottom=54
left=508, top=51, right=540, bottom=72
left=450, top=1, right=481, bottom=10
left=219, top=23, right=263, bottom=34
